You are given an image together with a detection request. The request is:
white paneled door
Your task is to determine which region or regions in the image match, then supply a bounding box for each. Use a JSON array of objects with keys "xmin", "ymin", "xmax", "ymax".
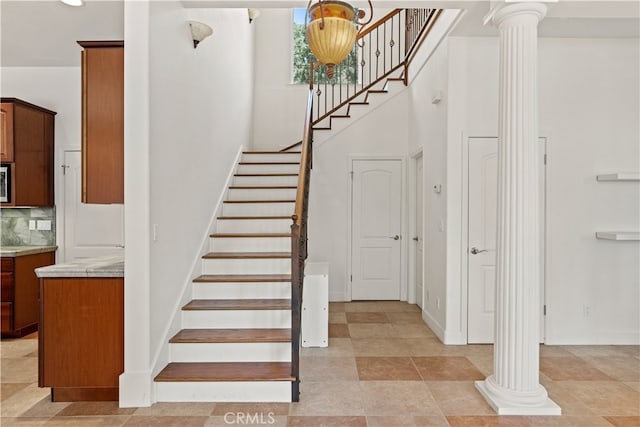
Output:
[
  {"xmin": 63, "ymin": 151, "xmax": 124, "ymax": 261},
  {"xmin": 351, "ymin": 159, "xmax": 402, "ymax": 300},
  {"xmin": 415, "ymin": 156, "xmax": 424, "ymax": 308},
  {"xmin": 467, "ymin": 138, "xmax": 546, "ymax": 343}
]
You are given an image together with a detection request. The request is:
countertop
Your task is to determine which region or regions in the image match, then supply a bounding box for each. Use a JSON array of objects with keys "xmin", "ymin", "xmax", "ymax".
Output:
[
  {"xmin": 0, "ymin": 245, "xmax": 57, "ymax": 257},
  {"xmin": 35, "ymin": 253, "xmax": 124, "ymax": 278}
]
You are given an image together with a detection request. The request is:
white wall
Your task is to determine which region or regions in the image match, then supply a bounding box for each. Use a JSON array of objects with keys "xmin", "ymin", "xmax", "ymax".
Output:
[
  {"xmin": 445, "ymin": 36, "xmax": 640, "ymax": 345},
  {"xmin": 309, "ymin": 90, "xmax": 409, "ymax": 301},
  {"xmin": 121, "ymin": 2, "xmax": 256, "ymax": 405},
  {"xmin": 1, "ymin": 67, "xmax": 81, "ymax": 262},
  {"xmin": 406, "ymin": 39, "xmax": 450, "ymax": 340}
]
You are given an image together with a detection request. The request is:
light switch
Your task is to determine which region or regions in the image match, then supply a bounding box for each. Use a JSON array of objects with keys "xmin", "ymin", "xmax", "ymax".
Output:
[
  {"xmin": 29, "ymin": 220, "xmax": 36, "ymax": 230},
  {"xmin": 36, "ymin": 220, "xmax": 52, "ymax": 231}
]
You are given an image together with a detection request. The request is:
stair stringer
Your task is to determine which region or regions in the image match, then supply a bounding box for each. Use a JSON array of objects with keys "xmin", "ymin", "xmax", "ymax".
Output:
[
  {"xmin": 312, "ymin": 79, "xmax": 409, "ymax": 147},
  {"xmin": 148, "ymin": 145, "xmax": 245, "ymax": 404}
]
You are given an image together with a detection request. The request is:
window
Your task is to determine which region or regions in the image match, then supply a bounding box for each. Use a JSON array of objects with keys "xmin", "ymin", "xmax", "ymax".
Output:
[{"xmin": 291, "ymin": 8, "xmax": 358, "ymax": 85}]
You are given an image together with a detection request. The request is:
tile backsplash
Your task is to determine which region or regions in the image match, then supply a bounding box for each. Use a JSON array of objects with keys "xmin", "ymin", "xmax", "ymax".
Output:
[{"xmin": 1, "ymin": 208, "xmax": 56, "ymax": 246}]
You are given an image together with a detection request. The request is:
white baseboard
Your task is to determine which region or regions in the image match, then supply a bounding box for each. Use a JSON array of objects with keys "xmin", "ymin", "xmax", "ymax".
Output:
[{"xmin": 119, "ymin": 371, "xmax": 153, "ymax": 407}]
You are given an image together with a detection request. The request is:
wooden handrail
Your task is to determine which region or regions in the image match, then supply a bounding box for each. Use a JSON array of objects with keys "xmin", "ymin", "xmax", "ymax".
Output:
[
  {"xmin": 357, "ymin": 9, "xmax": 402, "ymax": 39},
  {"xmin": 294, "ymin": 89, "xmax": 314, "ymax": 226}
]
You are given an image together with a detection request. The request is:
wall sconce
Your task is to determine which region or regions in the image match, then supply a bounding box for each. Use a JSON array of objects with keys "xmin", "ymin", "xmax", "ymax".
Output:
[
  {"xmin": 188, "ymin": 21, "xmax": 213, "ymax": 48},
  {"xmin": 61, "ymin": 0, "xmax": 83, "ymax": 6},
  {"xmin": 248, "ymin": 9, "xmax": 261, "ymax": 23}
]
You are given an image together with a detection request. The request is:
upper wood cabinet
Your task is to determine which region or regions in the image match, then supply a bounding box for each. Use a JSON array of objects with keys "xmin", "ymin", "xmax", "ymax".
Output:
[
  {"xmin": 79, "ymin": 41, "xmax": 124, "ymax": 204},
  {"xmin": 0, "ymin": 98, "xmax": 56, "ymax": 207},
  {"xmin": 1, "ymin": 103, "xmax": 15, "ymax": 162}
]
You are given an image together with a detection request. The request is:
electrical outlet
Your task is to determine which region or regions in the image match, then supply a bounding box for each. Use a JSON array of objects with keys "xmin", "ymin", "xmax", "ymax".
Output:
[
  {"xmin": 36, "ymin": 220, "xmax": 51, "ymax": 231},
  {"xmin": 29, "ymin": 220, "xmax": 36, "ymax": 230}
]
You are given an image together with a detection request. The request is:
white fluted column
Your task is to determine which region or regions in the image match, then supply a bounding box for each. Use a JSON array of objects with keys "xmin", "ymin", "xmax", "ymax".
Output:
[{"xmin": 475, "ymin": 2, "xmax": 561, "ymax": 416}]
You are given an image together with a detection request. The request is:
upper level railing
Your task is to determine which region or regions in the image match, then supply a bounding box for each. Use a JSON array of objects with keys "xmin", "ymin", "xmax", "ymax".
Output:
[
  {"xmin": 311, "ymin": 8, "xmax": 439, "ymax": 125},
  {"xmin": 288, "ymin": 7, "xmax": 440, "ymax": 402}
]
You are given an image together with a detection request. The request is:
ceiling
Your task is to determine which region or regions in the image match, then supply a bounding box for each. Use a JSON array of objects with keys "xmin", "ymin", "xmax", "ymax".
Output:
[{"xmin": 1, "ymin": 0, "xmax": 638, "ymax": 67}]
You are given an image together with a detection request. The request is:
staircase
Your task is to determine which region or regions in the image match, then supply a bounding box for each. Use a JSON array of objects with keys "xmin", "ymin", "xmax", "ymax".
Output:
[{"xmin": 154, "ymin": 150, "xmax": 301, "ymax": 402}]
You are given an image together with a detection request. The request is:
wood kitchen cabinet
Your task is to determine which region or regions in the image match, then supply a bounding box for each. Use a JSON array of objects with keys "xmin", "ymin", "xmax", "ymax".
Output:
[
  {"xmin": 0, "ymin": 98, "xmax": 56, "ymax": 207},
  {"xmin": 78, "ymin": 41, "xmax": 124, "ymax": 204},
  {"xmin": 39, "ymin": 277, "xmax": 124, "ymax": 401},
  {"xmin": 1, "ymin": 251, "xmax": 55, "ymax": 337}
]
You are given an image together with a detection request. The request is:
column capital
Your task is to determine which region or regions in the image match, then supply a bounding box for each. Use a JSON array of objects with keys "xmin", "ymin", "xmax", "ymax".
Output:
[{"xmin": 484, "ymin": 2, "xmax": 550, "ymax": 28}]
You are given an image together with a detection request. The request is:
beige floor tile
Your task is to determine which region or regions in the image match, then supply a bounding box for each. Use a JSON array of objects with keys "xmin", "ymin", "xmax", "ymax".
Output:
[
  {"xmin": 328, "ymin": 302, "xmax": 345, "ymax": 313},
  {"xmin": 57, "ymin": 402, "xmax": 136, "ymax": 417},
  {"xmin": 0, "ymin": 339, "xmax": 40, "ymax": 359},
  {"xmin": 558, "ymin": 381, "xmax": 640, "ymax": 416},
  {"xmin": 1, "ymin": 383, "xmax": 30, "ymax": 401},
  {"xmin": 413, "ymin": 357, "xmax": 485, "ymax": 381},
  {"xmin": 542, "ymin": 380, "xmax": 598, "ymax": 416},
  {"xmin": 344, "ymin": 302, "xmax": 419, "ymax": 313},
  {"xmin": 603, "ymin": 416, "xmax": 640, "ymax": 427},
  {"xmin": 584, "ymin": 356, "xmax": 640, "ymax": 382},
  {"xmin": 356, "ymin": 357, "xmax": 421, "ymax": 381},
  {"xmin": 206, "ymin": 415, "xmax": 288, "ymax": 426},
  {"xmin": 624, "ymin": 382, "xmax": 640, "ymax": 392},
  {"xmin": 328, "ymin": 324, "xmax": 350, "ymax": 338},
  {"xmin": 300, "ymin": 356, "xmax": 359, "ymax": 381},
  {"xmin": 0, "ymin": 417, "xmax": 50, "ymax": 426},
  {"xmin": 540, "ymin": 346, "xmax": 575, "ymax": 358},
  {"xmin": 348, "ymin": 324, "xmax": 396, "ymax": 338},
  {"xmin": 328, "ymin": 312, "xmax": 346, "ymax": 324},
  {"xmin": 123, "ymin": 416, "xmax": 208, "ymax": 426},
  {"xmin": 211, "ymin": 402, "xmax": 289, "ymax": 416},
  {"xmin": 352, "ymin": 338, "xmax": 422, "ymax": 357},
  {"xmin": 385, "ymin": 312, "xmax": 425, "ymax": 324},
  {"xmin": 522, "ymin": 415, "xmax": 613, "ymax": 426},
  {"xmin": 390, "ymin": 324, "xmax": 434, "ymax": 338},
  {"xmin": 289, "ymin": 382, "xmax": 365, "ymax": 416},
  {"xmin": 287, "ymin": 416, "xmax": 367, "ymax": 426},
  {"xmin": 564, "ymin": 346, "xmax": 638, "ymax": 358},
  {"xmin": 366, "ymin": 415, "xmax": 450, "ymax": 426},
  {"xmin": 466, "ymin": 355, "xmax": 494, "ymax": 377},
  {"xmin": 300, "ymin": 338, "xmax": 354, "ymax": 357},
  {"xmin": 132, "ymin": 402, "xmax": 215, "ymax": 416},
  {"xmin": 345, "ymin": 312, "xmax": 389, "ymax": 323},
  {"xmin": 1, "ymin": 357, "xmax": 39, "ymax": 383},
  {"xmin": 540, "ymin": 356, "xmax": 613, "ymax": 381},
  {"xmin": 1, "ymin": 384, "xmax": 51, "ymax": 418},
  {"xmin": 359, "ymin": 381, "xmax": 442, "ymax": 416},
  {"xmin": 446, "ymin": 415, "xmax": 531, "ymax": 426},
  {"xmin": 427, "ymin": 381, "xmax": 495, "ymax": 416},
  {"xmin": 44, "ymin": 416, "xmax": 132, "ymax": 426},
  {"xmin": 19, "ymin": 397, "xmax": 69, "ymax": 418}
]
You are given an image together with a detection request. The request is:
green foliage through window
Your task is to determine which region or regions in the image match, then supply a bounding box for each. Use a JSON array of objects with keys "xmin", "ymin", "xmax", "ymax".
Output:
[{"xmin": 292, "ymin": 9, "xmax": 358, "ymax": 85}]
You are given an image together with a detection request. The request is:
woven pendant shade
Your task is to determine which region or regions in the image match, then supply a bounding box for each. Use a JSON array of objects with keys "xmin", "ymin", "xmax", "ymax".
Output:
[{"xmin": 306, "ymin": 16, "xmax": 357, "ymax": 78}]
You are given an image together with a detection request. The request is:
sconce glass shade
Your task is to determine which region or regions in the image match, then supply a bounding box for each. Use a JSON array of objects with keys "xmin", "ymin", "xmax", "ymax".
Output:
[
  {"xmin": 306, "ymin": 1, "xmax": 358, "ymax": 78},
  {"xmin": 61, "ymin": 0, "xmax": 83, "ymax": 6},
  {"xmin": 248, "ymin": 8, "xmax": 261, "ymax": 23},
  {"xmin": 188, "ymin": 21, "xmax": 213, "ymax": 48}
]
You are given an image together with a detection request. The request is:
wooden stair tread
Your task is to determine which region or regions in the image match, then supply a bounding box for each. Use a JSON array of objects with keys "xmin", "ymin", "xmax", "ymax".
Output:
[
  {"xmin": 349, "ymin": 102, "xmax": 369, "ymax": 105},
  {"xmin": 154, "ymin": 362, "xmax": 294, "ymax": 382},
  {"xmin": 183, "ymin": 299, "xmax": 291, "ymax": 310},
  {"xmin": 223, "ymin": 200, "xmax": 295, "ymax": 204},
  {"xmin": 170, "ymin": 328, "xmax": 291, "ymax": 343},
  {"xmin": 203, "ymin": 252, "xmax": 291, "ymax": 259},
  {"xmin": 228, "ymin": 186, "xmax": 297, "ymax": 190},
  {"xmin": 368, "ymin": 89, "xmax": 389, "ymax": 93},
  {"xmin": 217, "ymin": 216, "xmax": 291, "ymax": 220},
  {"xmin": 331, "ymin": 115, "xmax": 350, "ymax": 118},
  {"xmin": 210, "ymin": 233, "xmax": 291, "ymax": 238},
  {"xmin": 193, "ymin": 274, "xmax": 291, "ymax": 283}
]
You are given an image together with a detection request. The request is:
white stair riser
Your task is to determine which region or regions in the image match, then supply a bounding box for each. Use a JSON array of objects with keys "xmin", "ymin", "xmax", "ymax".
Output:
[
  {"xmin": 222, "ymin": 202, "xmax": 294, "ymax": 217},
  {"xmin": 241, "ymin": 153, "xmax": 301, "ymax": 163},
  {"xmin": 227, "ymin": 188, "xmax": 297, "ymax": 201},
  {"xmin": 233, "ymin": 175, "xmax": 299, "ymax": 187},
  {"xmin": 156, "ymin": 381, "xmax": 291, "ymax": 402},
  {"xmin": 182, "ymin": 310, "xmax": 291, "ymax": 329},
  {"xmin": 193, "ymin": 282, "xmax": 291, "ymax": 300},
  {"xmin": 169, "ymin": 343, "xmax": 291, "ymax": 362},
  {"xmin": 237, "ymin": 164, "xmax": 300, "ymax": 174},
  {"xmin": 216, "ymin": 219, "xmax": 292, "ymax": 234},
  {"xmin": 210, "ymin": 237, "xmax": 290, "ymax": 252},
  {"xmin": 202, "ymin": 258, "xmax": 290, "ymax": 275}
]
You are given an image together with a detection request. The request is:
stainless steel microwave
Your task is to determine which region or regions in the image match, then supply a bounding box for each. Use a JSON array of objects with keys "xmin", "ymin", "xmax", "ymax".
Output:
[{"xmin": 0, "ymin": 164, "xmax": 10, "ymax": 203}]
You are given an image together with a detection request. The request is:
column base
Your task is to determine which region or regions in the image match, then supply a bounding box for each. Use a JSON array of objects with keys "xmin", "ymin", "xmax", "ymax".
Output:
[{"xmin": 475, "ymin": 377, "xmax": 561, "ymax": 416}]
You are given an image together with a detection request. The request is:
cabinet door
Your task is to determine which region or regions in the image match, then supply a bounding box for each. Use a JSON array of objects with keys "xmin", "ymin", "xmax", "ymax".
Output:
[
  {"xmin": 13, "ymin": 105, "xmax": 49, "ymax": 207},
  {"xmin": 0, "ymin": 103, "xmax": 14, "ymax": 162},
  {"xmin": 82, "ymin": 45, "xmax": 124, "ymax": 204}
]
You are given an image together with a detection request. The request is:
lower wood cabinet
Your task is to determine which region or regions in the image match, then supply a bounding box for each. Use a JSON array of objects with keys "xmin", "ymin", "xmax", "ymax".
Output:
[
  {"xmin": 0, "ymin": 252, "xmax": 55, "ymax": 337},
  {"xmin": 39, "ymin": 277, "xmax": 123, "ymax": 401}
]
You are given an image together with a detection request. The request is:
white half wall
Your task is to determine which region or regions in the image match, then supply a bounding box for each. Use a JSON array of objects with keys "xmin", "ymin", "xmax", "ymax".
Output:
[{"xmin": 445, "ymin": 36, "xmax": 640, "ymax": 345}]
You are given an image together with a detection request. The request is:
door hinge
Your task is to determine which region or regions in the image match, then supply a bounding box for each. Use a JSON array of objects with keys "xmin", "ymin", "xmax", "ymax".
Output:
[
  {"xmin": 350, "ymin": 275, "xmax": 352, "ymax": 282},
  {"xmin": 543, "ymin": 154, "xmax": 547, "ymax": 165},
  {"xmin": 61, "ymin": 164, "xmax": 70, "ymax": 175},
  {"xmin": 350, "ymin": 171, "xmax": 354, "ymax": 179},
  {"xmin": 543, "ymin": 305, "xmax": 547, "ymax": 316}
]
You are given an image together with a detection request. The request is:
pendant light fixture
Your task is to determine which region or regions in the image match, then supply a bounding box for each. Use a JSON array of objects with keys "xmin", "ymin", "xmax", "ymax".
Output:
[{"xmin": 305, "ymin": 0, "xmax": 373, "ymax": 79}]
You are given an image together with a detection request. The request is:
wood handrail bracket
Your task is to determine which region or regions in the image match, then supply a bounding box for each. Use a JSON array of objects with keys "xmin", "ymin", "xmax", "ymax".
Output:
[{"xmin": 288, "ymin": 8, "xmax": 440, "ymax": 401}]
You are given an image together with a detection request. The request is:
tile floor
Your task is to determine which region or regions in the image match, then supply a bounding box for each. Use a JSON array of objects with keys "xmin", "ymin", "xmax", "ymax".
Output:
[{"xmin": 1, "ymin": 301, "xmax": 639, "ymax": 426}]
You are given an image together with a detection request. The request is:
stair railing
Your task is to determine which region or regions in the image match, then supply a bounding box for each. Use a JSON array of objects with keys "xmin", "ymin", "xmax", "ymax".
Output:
[
  {"xmin": 290, "ymin": 78, "xmax": 314, "ymax": 402},
  {"xmin": 311, "ymin": 8, "xmax": 439, "ymax": 125}
]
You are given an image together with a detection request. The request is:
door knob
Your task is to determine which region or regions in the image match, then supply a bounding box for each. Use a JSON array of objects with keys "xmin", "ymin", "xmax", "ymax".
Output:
[
  {"xmin": 391, "ymin": 235, "xmax": 400, "ymax": 240},
  {"xmin": 470, "ymin": 247, "xmax": 488, "ymax": 254},
  {"xmin": 412, "ymin": 236, "xmax": 419, "ymax": 241}
]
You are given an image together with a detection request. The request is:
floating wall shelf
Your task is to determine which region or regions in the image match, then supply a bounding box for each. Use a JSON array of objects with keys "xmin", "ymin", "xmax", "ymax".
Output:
[
  {"xmin": 595, "ymin": 232, "xmax": 640, "ymax": 241},
  {"xmin": 596, "ymin": 173, "xmax": 640, "ymax": 182}
]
